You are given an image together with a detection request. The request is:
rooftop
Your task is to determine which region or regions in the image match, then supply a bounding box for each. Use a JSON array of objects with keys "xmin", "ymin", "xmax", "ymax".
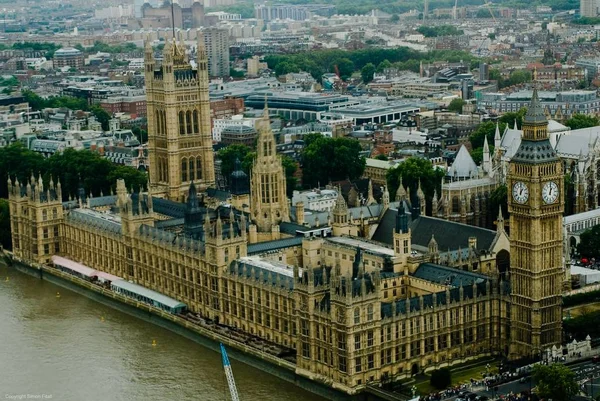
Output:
[{"xmin": 326, "ymin": 236, "xmax": 395, "ymax": 257}]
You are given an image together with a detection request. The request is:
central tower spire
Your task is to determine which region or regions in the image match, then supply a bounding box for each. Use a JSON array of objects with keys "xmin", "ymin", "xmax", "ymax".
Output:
[{"xmin": 250, "ymin": 99, "xmax": 290, "ymax": 232}]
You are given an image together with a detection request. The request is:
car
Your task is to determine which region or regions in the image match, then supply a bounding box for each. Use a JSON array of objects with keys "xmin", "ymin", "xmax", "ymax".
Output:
[
  {"xmin": 476, "ymin": 396, "xmax": 489, "ymax": 401},
  {"xmin": 593, "ymin": 355, "xmax": 600, "ymax": 364}
]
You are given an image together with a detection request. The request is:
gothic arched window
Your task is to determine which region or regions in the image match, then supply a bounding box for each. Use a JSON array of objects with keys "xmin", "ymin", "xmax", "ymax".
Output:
[
  {"xmin": 181, "ymin": 157, "xmax": 188, "ymax": 182},
  {"xmin": 193, "ymin": 110, "xmax": 199, "ymax": 133},
  {"xmin": 189, "ymin": 158, "xmax": 195, "ymax": 181},
  {"xmin": 179, "ymin": 111, "xmax": 185, "ymax": 136},
  {"xmin": 354, "ymin": 308, "xmax": 360, "ymax": 324},
  {"xmin": 155, "ymin": 110, "xmax": 161, "ymax": 135},
  {"xmin": 196, "ymin": 157, "xmax": 202, "ymax": 180},
  {"xmin": 186, "ymin": 110, "xmax": 192, "ymax": 134}
]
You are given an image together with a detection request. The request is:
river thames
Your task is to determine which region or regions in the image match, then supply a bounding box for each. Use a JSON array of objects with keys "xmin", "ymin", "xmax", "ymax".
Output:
[{"xmin": 0, "ymin": 264, "xmax": 324, "ymax": 401}]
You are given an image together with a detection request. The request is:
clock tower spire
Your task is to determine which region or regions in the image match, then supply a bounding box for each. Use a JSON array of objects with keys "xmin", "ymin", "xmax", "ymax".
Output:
[{"xmin": 507, "ymin": 88, "xmax": 564, "ymax": 360}]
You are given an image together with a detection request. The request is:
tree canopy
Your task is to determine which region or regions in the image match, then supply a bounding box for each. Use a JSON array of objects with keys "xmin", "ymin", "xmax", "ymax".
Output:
[
  {"xmin": 301, "ymin": 135, "xmax": 366, "ymax": 188},
  {"xmin": 22, "ymin": 90, "xmax": 89, "ymax": 112},
  {"xmin": 386, "ymin": 157, "xmax": 445, "ymax": 214},
  {"xmin": 490, "ymin": 69, "xmax": 533, "ymax": 89},
  {"xmin": 217, "ymin": 144, "xmax": 256, "ymax": 179},
  {"xmin": 416, "ymin": 25, "xmax": 464, "ymax": 37},
  {"xmin": 0, "ymin": 199, "xmax": 10, "ymax": 250},
  {"xmin": 564, "ymin": 114, "xmax": 599, "ymax": 130},
  {"xmin": 218, "ymin": 144, "xmax": 298, "ymax": 197},
  {"xmin": 361, "ymin": 62, "xmax": 376, "ymax": 84},
  {"xmin": 578, "ymin": 224, "xmax": 600, "ymax": 259},
  {"xmin": 532, "ymin": 364, "xmax": 579, "ymax": 401},
  {"xmin": 0, "ymin": 144, "xmax": 147, "ymax": 201},
  {"xmin": 264, "ymin": 47, "xmax": 476, "ymax": 80},
  {"xmin": 447, "ymin": 98, "xmax": 466, "ymax": 113}
]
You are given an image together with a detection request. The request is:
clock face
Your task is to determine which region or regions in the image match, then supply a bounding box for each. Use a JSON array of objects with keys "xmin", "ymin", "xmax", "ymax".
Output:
[
  {"xmin": 542, "ymin": 181, "xmax": 559, "ymax": 204},
  {"xmin": 512, "ymin": 181, "xmax": 529, "ymax": 204}
]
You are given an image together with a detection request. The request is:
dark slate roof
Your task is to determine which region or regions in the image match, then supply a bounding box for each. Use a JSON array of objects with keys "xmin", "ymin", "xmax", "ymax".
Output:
[
  {"xmin": 372, "ymin": 213, "xmax": 497, "ymax": 252},
  {"xmin": 152, "ymin": 197, "xmax": 186, "ymax": 218},
  {"xmin": 247, "ymin": 236, "xmax": 304, "ymax": 255},
  {"xmin": 381, "ymin": 281, "xmax": 489, "ymax": 318},
  {"xmin": 511, "ymin": 139, "xmax": 558, "ymax": 164},
  {"xmin": 410, "ymin": 216, "xmax": 496, "ymax": 251},
  {"xmin": 88, "ymin": 195, "xmax": 117, "ymax": 208},
  {"xmin": 280, "ymin": 221, "xmax": 317, "ymax": 235},
  {"xmin": 230, "ymin": 258, "xmax": 294, "ymax": 290},
  {"xmin": 523, "ymin": 88, "xmax": 547, "ymax": 124},
  {"xmin": 413, "ymin": 263, "xmax": 488, "ymax": 286},
  {"xmin": 155, "ymin": 218, "xmax": 184, "ymax": 228},
  {"xmin": 206, "ymin": 188, "xmax": 231, "ymax": 202},
  {"xmin": 371, "ymin": 208, "xmax": 397, "ymax": 245}
]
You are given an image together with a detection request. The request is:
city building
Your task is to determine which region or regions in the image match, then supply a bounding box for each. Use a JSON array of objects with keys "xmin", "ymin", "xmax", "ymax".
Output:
[
  {"xmin": 477, "ymin": 90, "xmax": 600, "ymax": 119},
  {"xmin": 202, "ymin": 27, "xmax": 230, "ymax": 78},
  {"xmin": 141, "ymin": 2, "xmax": 204, "ymax": 29},
  {"xmin": 144, "ymin": 35, "xmax": 215, "ymax": 201},
  {"xmin": 53, "ymin": 48, "xmax": 84, "ymax": 70},
  {"xmin": 580, "ymin": 0, "xmax": 598, "ymax": 18},
  {"xmin": 254, "ymin": 3, "xmax": 335, "ymax": 21},
  {"xmin": 7, "ymin": 43, "xmax": 568, "ymax": 399},
  {"xmin": 221, "ymin": 125, "xmax": 257, "ymax": 147},
  {"xmin": 291, "ymin": 188, "xmax": 338, "ymax": 212}
]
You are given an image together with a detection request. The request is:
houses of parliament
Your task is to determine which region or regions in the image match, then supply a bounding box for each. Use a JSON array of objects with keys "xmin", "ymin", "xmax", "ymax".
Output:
[{"xmin": 7, "ymin": 34, "xmax": 566, "ymax": 395}]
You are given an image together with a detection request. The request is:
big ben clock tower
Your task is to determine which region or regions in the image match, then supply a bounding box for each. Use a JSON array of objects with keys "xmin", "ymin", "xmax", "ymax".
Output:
[{"xmin": 508, "ymin": 88, "xmax": 564, "ymax": 360}]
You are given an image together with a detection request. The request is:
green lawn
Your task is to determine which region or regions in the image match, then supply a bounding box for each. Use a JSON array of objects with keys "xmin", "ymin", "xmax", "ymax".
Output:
[{"xmin": 414, "ymin": 361, "xmax": 499, "ymax": 396}]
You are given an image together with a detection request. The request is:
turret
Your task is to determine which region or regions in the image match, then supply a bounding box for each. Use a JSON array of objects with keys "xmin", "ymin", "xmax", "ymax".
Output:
[
  {"xmin": 483, "ymin": 135, "xmax": 492, "ymax": 174},
  {"xmin": 366, "ymin": 178, "xmax": 376, "ymax": 206},
  {"xmin": 382, "ymin": 185, "xmax": 390, "ymax": 210},
  {"xmin": 395, "ymin": 176, "xmax": 407, "ymax": 202}
]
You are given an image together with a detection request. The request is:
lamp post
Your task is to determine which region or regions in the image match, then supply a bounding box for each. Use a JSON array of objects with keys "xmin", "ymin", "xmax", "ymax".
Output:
[{"xmin": 411, "ymin": 385, "xmax": 418, "ymax": 398}]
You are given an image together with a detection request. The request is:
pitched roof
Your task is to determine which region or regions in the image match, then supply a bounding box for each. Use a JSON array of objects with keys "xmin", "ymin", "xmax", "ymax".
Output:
[
  {"xmin": 413, "ymin": 263, "xmax": 488, "ymax": 286},
  {"xmin": 409, "ymin": 216, "xmax": 496, "ymax": 251},
  {"xmin": 447, "ymin": 145, "xmax": 478, "ymax": 178},
  {"xmin": 370, "ymin": 208, "xmax": 397, "ymax": 244},
  {"xmin": 247, "ymin": 236, "xmax": 304, "ymax": 255},
  {"xmin": 372, "ymin": 210, "xmax": 497, "ymax": 252},
  {"xmin": 523, "ymin": 88, "xmax": 547, "ymax": 124}
]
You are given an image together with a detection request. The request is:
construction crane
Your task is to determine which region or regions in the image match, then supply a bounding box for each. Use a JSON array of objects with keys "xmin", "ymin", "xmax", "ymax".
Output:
[{"xmin": 220, "ymin": 343, "xmax": 240, "ymax": 401}]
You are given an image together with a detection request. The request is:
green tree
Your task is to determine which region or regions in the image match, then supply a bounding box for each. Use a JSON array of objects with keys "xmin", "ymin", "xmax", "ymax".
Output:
[
  {"xmin": 91, "ymin": 106, "xmax": 111, "ymax": 131},
  {"xmin": 281, "ymin": 156, "xmax": 299, "ymax": 197},
  {"xmin": 532, "ymin": 364, "xmax": 579, "ymax": 401},
  {"xmin": 302, "ymin": 137, "xmax": 366, "ymax": 188},
  {"xmin": 217, "ymin": 144, "xmax": 253, "ymax": 179},
  {"xmin": 385, "ymin": 157, "xmax": 445, "ymax": 214},
  {"xmin": 499, "ymin": 108, "xmax": 527, "ymax": 129},
  {"xmin": 334, "ymin": 58, "xmax": 355, "ymax": 80},
  {"xmin": 448, "ymin": 98, "xmax": 466, "ymax": 113},
  {"xmin": 0, "ymin": 143, "xmax": 46, "ymax": 199},
  {"xmin": 564, "ymin": 114, "xmax": 600, "ymax": 130},
  {"xmin": 469, "ymin": 121, "xmax": 499, "ymax": 149},
  {"xmin": 390, "ymin": 14, "xmax": 400, "ymax": 23},
  {"xmin": 430, "ymin": 368, "xmax": 452, "ymax": 390},
  {"xmin": 489, "ymin": 184, "xmax": 508, "ymax": 219},
  {"xmin": 508, "ymin": 69, "xmax": 532, "ymax": 87},
  {"xmin": 578, "ymin": 225, "xmax": 600, "ymax": 259},
  {"xmin": 376, "ymin": 59, "xmax": 392, "ymax": 73},
  {"xmin": 274, "ymin": 61, "xmax": 299, "ymax": 77},
  {"xmin": 0, "ymin": 199, "xmax": 11, "ymax": 250},
  {"xmin": 471, "ymin": 145, "xmax": 494, "ymax": 165},
  {"xmin": 361, "ymin": 62, "xmax": 376, "ymax": 84},
  {"xmin": 131, "ymin": 126, "xmax": 148, "ymax": 143},
  {"xmin": 107, "ymin": 165, "xmax": 148, "ymax": 193},
  {"xmin": 375, "ymin": 154, "xmax": 388, "ymax": 161},
  {"xmin": 416, "ymin": 25, "xmax": 464, "ymax": 37}
]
